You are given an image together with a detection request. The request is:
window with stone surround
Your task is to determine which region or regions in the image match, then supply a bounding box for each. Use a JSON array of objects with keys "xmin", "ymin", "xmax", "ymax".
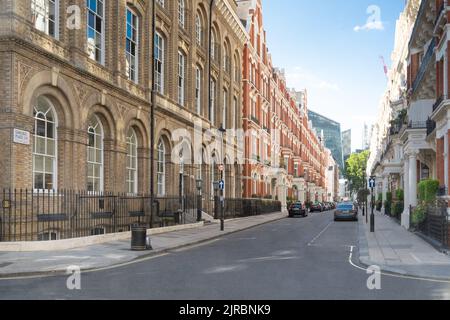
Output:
[
  {"xmin": 126, "ymin": 7, "xmax": 139, "ymax": 83},
  {"xmin": 154, "ymin": 32, "xmax": 165, "ymax": 94},
  {"xmin": 31, "ymin": 0, "xmax": 58, "ymax": 39},
  {"xmin": 87, "ymin": 0, "xmax": 105, "ymax": 64},
  {"xmin": 178, "ymin": 51, "xmax": 186, "ymax": 106},
  {"xmin": 157, "ymin": 139, "xmax": 166, "ymax": 196},
  {"xmin": 33, "ymin": 97, "xmax": 57, "ymax": 191},
  {"xmin": 87, "ymin": 116, "xmax": 104, "ymax": 192},
  {"xmin": 126, "ymin": 128, "xmax": 138, "ymax": 194}
]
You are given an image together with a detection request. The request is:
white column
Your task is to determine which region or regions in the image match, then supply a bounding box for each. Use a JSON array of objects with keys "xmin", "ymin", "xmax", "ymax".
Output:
[
  {"xmin": 402, "ymin": 159, "xmax": 410, "ymax": 228},
  {"xmin": 382, "ymin": 175, "xmax": 388, "ymax": 208},
  {"xmin": 409, "ymin": 151, "xmax": 418, "ymax": 208}
]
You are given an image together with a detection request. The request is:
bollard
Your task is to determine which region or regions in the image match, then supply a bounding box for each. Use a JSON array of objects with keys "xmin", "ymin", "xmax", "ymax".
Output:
[{"xmin": 370, "ymin": 213, "xmax": 375, "ymax": 233}]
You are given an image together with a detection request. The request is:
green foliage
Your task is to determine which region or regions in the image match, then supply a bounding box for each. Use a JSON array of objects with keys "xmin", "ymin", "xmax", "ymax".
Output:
[
  {"xmin": 386, "ymin": 192, "xmax": 393, "ymax": 203},
  {"xmin": 418, "ymin": 180, "xmax": 440, "ymax": 203},
  {"xmin": 411, "ymin": 204, "xmax": 426, "ymax": 226},
  {"xmin": 377, "ymin": 193, "xmax": 383, "ymax": 202},
  {"xmin": 344, "ymin": 150, "xmax": 370, "ymax": 195},
  {"xmin": 396, "ymin": 189, "xmax": 404, "ymax": 201},
  {"xmin": 393, "ymin": 201, "xmax": 404, "ymax": 217},
  {"xmin": 376, "ymin": 200, "xmax": 382, "ymax": 211},
  {"xmin": 357, "ymin": 189, "xmax": 370, "ymax": 204}
]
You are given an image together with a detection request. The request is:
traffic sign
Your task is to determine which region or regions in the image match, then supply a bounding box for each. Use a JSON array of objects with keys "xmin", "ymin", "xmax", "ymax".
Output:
[{"xmin": 219, "ymin": 180, "xmax": 225, "ymax": 190}]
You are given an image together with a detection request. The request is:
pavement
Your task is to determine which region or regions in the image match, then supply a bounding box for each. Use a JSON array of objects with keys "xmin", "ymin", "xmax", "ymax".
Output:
[
  {"xmin": 358, "ymin": 209, "xmax": 450, "ymax": 280},
  {"xmin": 0, "ymin": 212, "xmax": 286, "ymax": 278},
  {"xmin": 2, "ymin": 210, "xmax": 449, "ymax": 300}
]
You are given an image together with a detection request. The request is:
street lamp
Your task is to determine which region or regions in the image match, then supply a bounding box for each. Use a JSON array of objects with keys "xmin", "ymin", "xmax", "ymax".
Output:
[
  {"xmin": 196, "ymin": 179, "xmax": 202, "ymax": 222},
  {"xmin": 219, "ymin": 124, "xmax": 226, "ymax": 231}
]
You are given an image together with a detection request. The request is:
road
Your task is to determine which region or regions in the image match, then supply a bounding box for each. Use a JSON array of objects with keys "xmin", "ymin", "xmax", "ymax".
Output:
[{"xmin": 1, "ymin": 210, "xmax": 450, "ymax": 300}]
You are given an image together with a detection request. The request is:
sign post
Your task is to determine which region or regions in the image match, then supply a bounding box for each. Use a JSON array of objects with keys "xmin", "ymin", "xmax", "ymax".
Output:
[{"xmin": 369, "ymin": 177, "xmax": 376, "ymax": 233}]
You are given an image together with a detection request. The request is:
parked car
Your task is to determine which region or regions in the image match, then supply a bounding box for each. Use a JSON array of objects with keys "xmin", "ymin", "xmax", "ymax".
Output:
[
  {"xmin": 288, "ymin": 202, "xmax": 308, "ymax": 218},
  {"xmin": 310, "ymin": 202, "xmax": 323, "ymax": 212},
  {"xmin": 334, "ymin": 202, "xmax": 358, "ymax": 221}
]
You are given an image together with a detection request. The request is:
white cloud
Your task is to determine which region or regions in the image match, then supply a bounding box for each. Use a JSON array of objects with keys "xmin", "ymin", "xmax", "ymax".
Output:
[
  {"xmin": 285, "ymin": 67, "xmax": 341, "ymax": 93},
  {"xmin": 354, "ymin": 21, "xmax": 384, "ymax": 32}
]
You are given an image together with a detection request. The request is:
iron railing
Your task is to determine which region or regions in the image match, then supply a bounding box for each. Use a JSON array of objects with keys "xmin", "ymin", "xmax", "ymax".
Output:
[
  {"xmin": 412, "ymin": 37, "xmax": 436, "ymax": 94},
  {"xmin": 427, "ymin": 118, "xmax": 437, "ymax": 136},
  {"xmin": 433, "ymin": 95, "xmax": 447, "ymax": 113},
  {"xmin": 412, "ymin": 200, "xmax": 449, "ymax": 250},
  {"xmin": 0, "ymin": 189, "xmax": 198, "ymax": 242},
  {"xmin": 0, "ymin": 189, "xmax": 282, "ymax": 242}
]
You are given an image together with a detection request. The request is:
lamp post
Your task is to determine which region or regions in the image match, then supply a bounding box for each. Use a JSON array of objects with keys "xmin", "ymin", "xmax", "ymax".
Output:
[
  {"xmin": 219, "ymin": 124, "xmax": 226, "ymax": 231},
  {"xmin": 196, "ymin": 179, "xmax": 202, "ymax": 222},
  {"xmin": 149, "ymin": 0, "xmax": 156, "ymax": 230}
]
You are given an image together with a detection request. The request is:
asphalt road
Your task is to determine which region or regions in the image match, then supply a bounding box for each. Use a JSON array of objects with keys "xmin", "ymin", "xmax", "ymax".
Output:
[{"xmin": 1, "ymin": 210, "xmax": 450, "ymax": 300}]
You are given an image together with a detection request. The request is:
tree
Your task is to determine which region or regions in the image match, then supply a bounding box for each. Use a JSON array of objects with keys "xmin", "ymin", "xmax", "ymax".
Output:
[{"xmin": 345, "ymin": 150, "xmax": 370, "ymax": 195}]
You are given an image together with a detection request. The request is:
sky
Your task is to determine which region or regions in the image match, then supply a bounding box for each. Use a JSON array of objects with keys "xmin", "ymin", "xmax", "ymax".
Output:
[{"xmin": 262, "ymin": 0, "xmax": 406, "ymax": 152}]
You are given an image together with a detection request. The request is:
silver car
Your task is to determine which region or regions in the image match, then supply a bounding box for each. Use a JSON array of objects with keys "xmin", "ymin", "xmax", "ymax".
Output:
[{"xmin": 334, "ymin": 203, "xmax": 358, "ymax": 221}]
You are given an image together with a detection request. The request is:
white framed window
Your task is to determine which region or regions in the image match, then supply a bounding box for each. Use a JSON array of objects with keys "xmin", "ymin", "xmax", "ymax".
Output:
[
  {"xmin": 210, "ymin": 79, "xmax": 216, "ymax": 125},
  {"xmin": 33, "ymin": 97, "xmax": 57, "ymax": 191},
  {"xmin": 87, "ymin": 116, "xmax": 104, "ymax": 192},
  {"xmin": 178, "ymin": 0, "xmax": 185, "ymax": 29},
  {"xmin": 154, "ymin": 32, "xmax": 164, "ymax": 94},
  {"xmin": 87, "ymin": 0, "xmax": 105, "ymax": 64},
  {"xmin": 223, "ymin": 88, "xmax": 228, "ymax": 128},
  {"xmin": 233, "ymin": 97, "xmax": 238, "ymax": 129},
  {"xmin": 126, "ymin": 128, "xmax": 138, "ymax": 194},
  {"xmin": 196, "ymin": 67, "xmax": 202, "ymax": 115},
  {"xmin": 157, "ymin": 139, "xmax": 166, "ymax": 196},
  {"xmin": 126, "ymin": 7, "xmax": 139, "ymax": 83},
  {"xmin": 38, "ymin": 230, "xmax": 59, "ymax": 241},
  {"xmin": 178, "ymin": 51, "xmax": 185, "ymax": 106},
  {"xmin": 211, "ymin": 32, "xmax": 216, "ymax": 58},
  {"xmin": 195, "ymin": 14, "xmax": 202, "ymax": 46},
  {"xmin": 31, "ymin": 0, "xmax": 59, "ymax": 39}
]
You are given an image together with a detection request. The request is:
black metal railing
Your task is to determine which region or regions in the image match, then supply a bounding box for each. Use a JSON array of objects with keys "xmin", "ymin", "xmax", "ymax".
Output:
[
  {"xmin": 438, "ymin": 186, "xmax": 448, "ymax": 197},
  {"xmin": 0, "ymin": 189, "xmax": 197, "ymax": 242},
  {"xmin": 408, "ymin": 121, "xmax": 427, "ymax": 129},
  {"xmin": 412, "ymin": 37, "xmax": 436, "ymax": 93},
  {"xmin": 413, "ymin": 200, "xmax": 449, "ymax": 250},
  {"xmin": 427, "ymin": 118, "xmax": 437, "ymax": 136},
  {"xmin": 433, "ymin": 95, "xmax": 447, "ymax": 112}
]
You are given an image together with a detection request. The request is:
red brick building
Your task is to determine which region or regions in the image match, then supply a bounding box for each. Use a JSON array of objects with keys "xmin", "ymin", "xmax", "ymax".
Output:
[{"xmin": 237, "ymin": 0, "xmax": 327, "ymax": 208}]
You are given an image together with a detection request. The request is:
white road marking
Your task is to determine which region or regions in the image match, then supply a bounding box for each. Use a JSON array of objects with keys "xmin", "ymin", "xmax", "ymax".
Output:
[
  {"xmin": 307, "ymin": 222, "xmax": 333, "ymax": 246},
  {"xmin": 348, "ymin": 246, "xmax": 450, "ymax": 283},
  {"xmin": 0, "ymin": 253, "xmax": 169, "ymax": 281}
]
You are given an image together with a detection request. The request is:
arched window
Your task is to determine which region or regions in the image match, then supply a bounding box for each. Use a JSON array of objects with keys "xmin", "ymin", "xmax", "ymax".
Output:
[
  {"xmin": 87, "ymin": 116, "xmax": 104, "ymax": 192},
  {"xmin": 33, "ymin": 97, "xmax": 57, "ymax": 191},
  {"xmin": 211, "ymin": 32, "xmax": 216, "ymax": 59},
  {"xmin": 126, "ymin": 128, "xmax": 138, "ymax": 194},
  {"xmin": 178, "ymin": 0, "xmax": 185, "ymax": 29},
  {"xmin": 195, "ymin": 13, "xmax": 202, "ymax": 46},
  {"xmin": 157, "ymin": 139, "xmax": 166, "ymax": 196}
]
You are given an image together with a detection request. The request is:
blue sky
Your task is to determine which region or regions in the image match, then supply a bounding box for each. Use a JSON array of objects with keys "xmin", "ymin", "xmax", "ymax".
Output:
[{"xmin": 262, "ymin": 0, "xmax": 406, "ymax": 151}]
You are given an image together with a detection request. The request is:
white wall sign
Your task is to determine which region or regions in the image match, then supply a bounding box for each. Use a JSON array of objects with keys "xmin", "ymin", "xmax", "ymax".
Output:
[{"xmin": 13, "ymin": 129, "xmax": 30, "ymax": 145}]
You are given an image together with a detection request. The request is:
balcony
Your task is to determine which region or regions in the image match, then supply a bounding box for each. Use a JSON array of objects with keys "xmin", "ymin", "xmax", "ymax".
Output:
[
  {"xmin": 412, "ymin": 38, "xmax": 436, "ymax": 94},
  {"xmin": 426, "ymin": 117, "xmax": 437, "ymax": 136},
  {"xmin": 250, "ymin": 116, "xmax": 260, "ymax": 125},
  {"xmin": 408, "ymin": 120, "xmax": 427, "ymax": 129},
  {"xmin": 433, "ymin": 95, "xmax": 447, "ymax": 113}
]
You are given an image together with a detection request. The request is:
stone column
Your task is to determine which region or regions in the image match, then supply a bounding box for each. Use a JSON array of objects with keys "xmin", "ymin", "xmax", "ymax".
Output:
[
  {"xmin": 409, "ymin": 150, "xmax": 419, "ymax": 208},
  {"xmin": 401, "ymin": 159, "xmax": 410, "ymax": 228},
  {"xmin": 382, "ymin": 175, "xmax": 388, "ymax": 209}
]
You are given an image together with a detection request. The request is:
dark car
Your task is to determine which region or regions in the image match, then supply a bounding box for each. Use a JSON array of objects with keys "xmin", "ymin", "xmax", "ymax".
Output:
[
  {"xmin": 334, "ymin": 203, "xmax": 358, "ymax": 221},
  {"xmin": 310, "ymin": 202, "xmax": 323, "ymax": 212},
  {"xmin": 289, "ymin": 202, "xmax": 308, "ymax": 217}
]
